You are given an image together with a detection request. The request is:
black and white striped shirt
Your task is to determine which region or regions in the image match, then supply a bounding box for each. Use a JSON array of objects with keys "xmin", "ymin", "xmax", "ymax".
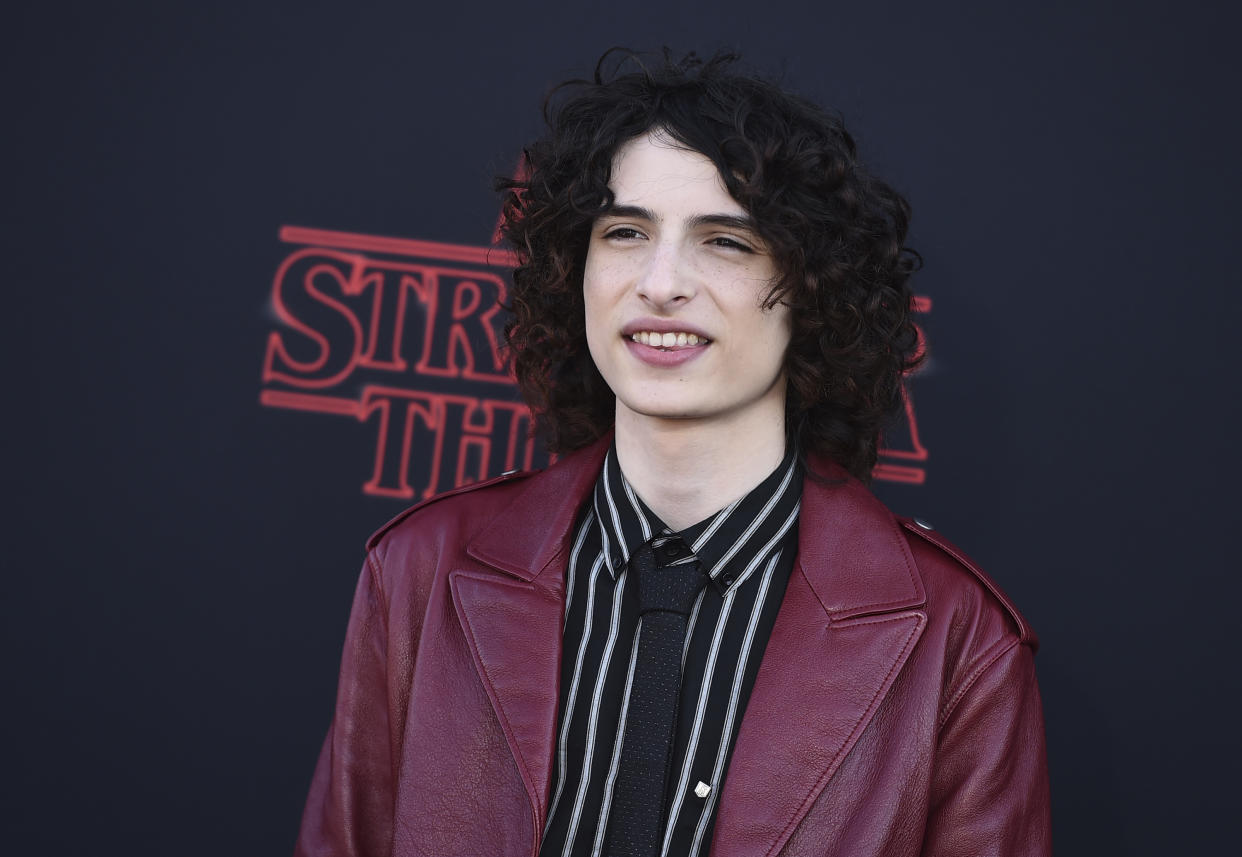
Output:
[{"xmin": 540, "ymin": 444, "xmax": 802, "ymax": 857}]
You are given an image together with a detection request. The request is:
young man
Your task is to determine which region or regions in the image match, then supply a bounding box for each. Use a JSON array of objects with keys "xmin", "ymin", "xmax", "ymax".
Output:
[{"xmin": 295, "ymin": 52, "xmax": 1051, "ymax": 857}]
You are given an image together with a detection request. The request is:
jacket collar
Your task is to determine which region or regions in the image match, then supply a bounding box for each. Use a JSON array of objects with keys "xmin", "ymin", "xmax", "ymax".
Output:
[
  {"xmin": 465, "ymin": 436, "xmax": 925, "ymax": 619},
  {"xmin": 465, "ymin": 437, "xmax": 610, "ymax": 581},
  {"xmin": 794, "ymin": 455, "xmax": 927, "ymax": 618}
]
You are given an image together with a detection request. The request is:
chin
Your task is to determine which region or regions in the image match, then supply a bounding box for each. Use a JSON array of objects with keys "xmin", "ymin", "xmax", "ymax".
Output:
[{"xmin": 620, "ymin": 399, "xmax": 713, "ymax": 422}]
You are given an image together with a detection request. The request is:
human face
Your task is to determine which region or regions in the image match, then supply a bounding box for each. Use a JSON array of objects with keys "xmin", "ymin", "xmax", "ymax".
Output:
[{"xmin": 583, "ymin": 131, "xmax": 792, "ymax": 433}]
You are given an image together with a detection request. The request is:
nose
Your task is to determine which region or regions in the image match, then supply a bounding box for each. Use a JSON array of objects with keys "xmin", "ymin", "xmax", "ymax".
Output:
[{"xmin": 635, "ymin": 242, "xmax": 695, "ymax": 308}]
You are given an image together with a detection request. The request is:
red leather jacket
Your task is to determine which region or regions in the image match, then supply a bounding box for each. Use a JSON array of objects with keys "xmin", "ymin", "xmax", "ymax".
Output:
[{"xmin": 295, "ymin": 438, "xmax": 1051, "ymax": 856}]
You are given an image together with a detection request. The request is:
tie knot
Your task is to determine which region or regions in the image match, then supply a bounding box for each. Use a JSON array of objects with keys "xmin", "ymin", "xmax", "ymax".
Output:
[{"xmin": 632, "ymin": 541, "xmax": 706, "ymax": 616}]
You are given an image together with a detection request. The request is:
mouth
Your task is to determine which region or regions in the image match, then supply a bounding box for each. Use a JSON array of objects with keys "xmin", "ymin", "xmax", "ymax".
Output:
[{"xmin": 627, "ymin": 330, "xmax": 711, "ymax": 349}]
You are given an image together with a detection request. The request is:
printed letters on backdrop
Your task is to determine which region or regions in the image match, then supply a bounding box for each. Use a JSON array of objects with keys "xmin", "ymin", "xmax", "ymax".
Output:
[{"xmin": 260, "ymin": 225, "xmax": 930, "ymax": 500}]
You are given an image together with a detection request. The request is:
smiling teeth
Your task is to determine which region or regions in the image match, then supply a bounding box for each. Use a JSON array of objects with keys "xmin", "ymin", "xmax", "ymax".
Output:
[{"xmin": 631, "ymin": 331, "xmax": 705, "ymax": 346}]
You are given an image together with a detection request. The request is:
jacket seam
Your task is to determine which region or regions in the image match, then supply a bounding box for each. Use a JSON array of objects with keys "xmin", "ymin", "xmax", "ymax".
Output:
[
  {"xmin": 901, "ymin": 521, "xmax": 1034, "ymax": 646},
  {"xmin": 361, "ymin": 546, "xmax": 397, "ymax": 853},
  {"xmin": 365, "ymin": 549, "xmax": 390, "ymax": 634},
  {"xmin": 937, "ymin": 635, "xmax": 1021, "ymax": 731},
  {"xmin": 366, "ymin": 471, "xmax": 532, "ymax": 551}
]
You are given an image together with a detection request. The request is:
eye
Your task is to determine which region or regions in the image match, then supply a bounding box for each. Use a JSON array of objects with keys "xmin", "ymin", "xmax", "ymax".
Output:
[
  {"xmin": 602, "ymin": 226, "xmax": 645, "ymax": 241},
  {"xmin": 709, "ymin": 235, "xmax": 754, "ymax": 253}
]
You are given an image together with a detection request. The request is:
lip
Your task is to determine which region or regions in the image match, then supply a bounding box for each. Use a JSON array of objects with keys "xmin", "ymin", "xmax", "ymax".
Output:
[{"xmin": 623, "ymin": 337, "xmax": 708, "ymax": 367}]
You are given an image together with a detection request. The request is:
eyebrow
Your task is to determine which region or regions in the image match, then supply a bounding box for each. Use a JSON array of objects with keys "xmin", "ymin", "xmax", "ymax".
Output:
[{"xmin": 598, "ymin": 204, "xmax": 759, "ymax": 234}]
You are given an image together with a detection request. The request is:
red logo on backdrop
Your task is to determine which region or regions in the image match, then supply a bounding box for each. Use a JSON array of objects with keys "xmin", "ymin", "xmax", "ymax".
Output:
[{"xmin": 259, "ymin": 225, "xmax": 930, "ymax": 500}]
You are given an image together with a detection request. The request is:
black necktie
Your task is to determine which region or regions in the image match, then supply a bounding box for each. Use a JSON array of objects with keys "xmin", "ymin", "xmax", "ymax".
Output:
[{"xmin": 606, "ymin": 540, "xmax": 707, "ymax": 857}]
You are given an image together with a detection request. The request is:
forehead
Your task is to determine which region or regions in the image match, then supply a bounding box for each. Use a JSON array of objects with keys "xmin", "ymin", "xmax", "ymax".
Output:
[{"xmin": 608, "ymin": 131, "xmax": 746, "ymax": 216}]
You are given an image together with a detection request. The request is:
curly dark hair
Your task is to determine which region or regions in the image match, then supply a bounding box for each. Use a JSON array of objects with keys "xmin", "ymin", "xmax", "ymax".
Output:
[{"xmin": 496, "ymin": 49, "xmax": 922, "ymax": 481}]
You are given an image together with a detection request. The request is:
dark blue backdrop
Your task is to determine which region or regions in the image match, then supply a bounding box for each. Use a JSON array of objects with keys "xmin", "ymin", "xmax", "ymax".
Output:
[{"xmin": 7, "ymin": 1, "xmax": 1239, "ymax": 854}]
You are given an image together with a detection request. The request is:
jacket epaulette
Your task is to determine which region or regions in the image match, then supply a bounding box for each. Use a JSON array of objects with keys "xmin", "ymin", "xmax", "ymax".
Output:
[
  {"xmin": 365, "ymin": 469, "xmax": 538, "ymax": 551},
  {"xmin": 898, "ymin": 516, "xmax": 1038, "ymax": 650}
]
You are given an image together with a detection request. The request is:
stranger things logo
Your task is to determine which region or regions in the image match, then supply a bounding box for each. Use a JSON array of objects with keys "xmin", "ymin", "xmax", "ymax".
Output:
[{"xmin": 259, "ymin": 224, "xmax": 930, "ymax": 501}]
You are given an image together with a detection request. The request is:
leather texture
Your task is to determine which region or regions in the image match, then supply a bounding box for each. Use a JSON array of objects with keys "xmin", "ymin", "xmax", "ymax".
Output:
[{"xmin": 294, "ymin": 436, "xmax": 1051, "ymax": 857}]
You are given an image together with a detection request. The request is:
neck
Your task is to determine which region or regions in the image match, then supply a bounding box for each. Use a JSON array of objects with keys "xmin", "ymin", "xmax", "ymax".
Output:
[{"xmin": 613, "ymin": 406, "xmax": 787, "ymax": 532}]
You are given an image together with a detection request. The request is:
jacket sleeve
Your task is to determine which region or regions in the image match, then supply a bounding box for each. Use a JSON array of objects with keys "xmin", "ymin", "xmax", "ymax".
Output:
[
  {"xmin": 921, "ymin": 638, "xmax": 1052, "ymax": 857},
  {"xmin": 295, "ymin": 553, "xmax": 394, "ymax": 857}
]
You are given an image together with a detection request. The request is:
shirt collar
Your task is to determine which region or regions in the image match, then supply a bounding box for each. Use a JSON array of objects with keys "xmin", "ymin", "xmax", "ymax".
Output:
[{"xmin": 592, "ymin": 442, "xmax": 802, "ymax": 586}]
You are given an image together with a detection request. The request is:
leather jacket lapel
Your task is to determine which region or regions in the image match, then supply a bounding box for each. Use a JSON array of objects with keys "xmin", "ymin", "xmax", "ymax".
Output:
[
  {"xmin": 450, "ymin": 438, "xmax": 610, "ymax": 831},
  {"xmin": 711, "ymin": 460, "xmax": 928, "ymax": 857},
  {"xmin": 450, "ymin": 567, "xmax": 565, "ymax": 832}
]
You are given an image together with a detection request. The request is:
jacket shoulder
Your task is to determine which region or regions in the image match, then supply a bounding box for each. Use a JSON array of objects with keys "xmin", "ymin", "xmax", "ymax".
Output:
[
  {"xmin": 366, "ymin": 469, "xmax": 539, "ymax": 552},
  {"xmin": 897, "ymin": 516, "xmax": 1038, "ymax": 650}
]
